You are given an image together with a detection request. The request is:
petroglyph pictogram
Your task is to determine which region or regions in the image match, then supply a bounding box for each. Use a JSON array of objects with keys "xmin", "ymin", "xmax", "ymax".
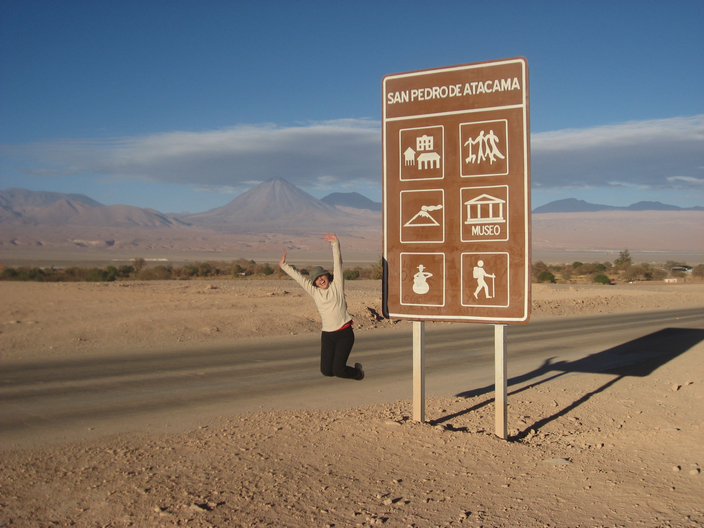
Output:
[
  {"xmin": 460, "ymin": 120, "xmax": 508, "ymax": 177},
  {"xmin": 464, "ymin": 129, "xmax": 505, "ymax": 165}
]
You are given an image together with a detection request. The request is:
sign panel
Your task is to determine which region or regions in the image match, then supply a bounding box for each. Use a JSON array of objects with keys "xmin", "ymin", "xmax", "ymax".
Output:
[{"xmin": 382, "ymin": 58, "xmax": 531, "ymax": 323}]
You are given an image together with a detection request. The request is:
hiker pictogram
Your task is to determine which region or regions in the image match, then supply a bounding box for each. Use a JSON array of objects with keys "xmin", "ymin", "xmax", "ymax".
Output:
[
  {"xmin": 473, "ymin": 260, "xmax": 496, "ymax": 299},
  {"xmin": 460, "ymin": 252, "xmax": 510, "ymax": 308}
]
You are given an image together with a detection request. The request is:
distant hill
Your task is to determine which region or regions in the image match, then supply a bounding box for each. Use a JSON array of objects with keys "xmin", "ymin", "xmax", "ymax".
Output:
[
  {"xmin": 624, "ymin": 201, "xmax": 685, "ymax": 211},
  {"xmin": 0, "ymin": 188, "xmax": 187, "ymax": 228},
  {"xmin": 533, "ymin": 198, "xmax": 703, "ymax": 213},
  {"xmin": 0, "ymin": 188, "xmax": 103, "ymax": 209},
  {"xmin": 321, "ymin": 192, "xmax": 382, "ymax": 212},
  {"xmin": 532, "ymin": 199, "xmax": 616, "ymax": 213}
]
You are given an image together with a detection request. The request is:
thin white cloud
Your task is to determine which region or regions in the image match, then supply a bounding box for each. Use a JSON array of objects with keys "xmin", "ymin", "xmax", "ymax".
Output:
[
  {"xmin": 531, "ymin": 115, "xmax": 704, "ymax": 190},
  {"xmin": 4, "ymin": 119, "xmax": 382, "ymax": 190},
  {"xmin": 3, "ymin": 115, "xmax": 703, "ymax": 196},
  {"xmin": 667, "ymin": 175, "xmax": 704, "ymax": 186}
]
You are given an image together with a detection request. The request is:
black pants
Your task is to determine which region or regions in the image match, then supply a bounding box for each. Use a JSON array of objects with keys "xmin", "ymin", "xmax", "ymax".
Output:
[{"xmin": 320, "ymin": 325, "xmax": 359, "ymax": 379}]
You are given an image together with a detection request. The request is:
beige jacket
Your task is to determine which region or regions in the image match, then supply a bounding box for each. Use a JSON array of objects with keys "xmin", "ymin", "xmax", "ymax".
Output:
[{"xmin": 281, "ymin": 240, "xmax": 352, "ymax": 332}]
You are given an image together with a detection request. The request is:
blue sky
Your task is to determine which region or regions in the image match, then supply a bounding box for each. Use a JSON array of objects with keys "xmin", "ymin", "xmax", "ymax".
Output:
[{"xmin": 1, "ymin": 0, "xmax": 702, "ymax": 213}]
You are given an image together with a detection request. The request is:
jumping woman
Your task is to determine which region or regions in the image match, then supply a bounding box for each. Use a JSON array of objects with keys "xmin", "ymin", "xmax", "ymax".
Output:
[{"xmin": 279, "ymin": 233, "xmax": 364, "ymax": 381}]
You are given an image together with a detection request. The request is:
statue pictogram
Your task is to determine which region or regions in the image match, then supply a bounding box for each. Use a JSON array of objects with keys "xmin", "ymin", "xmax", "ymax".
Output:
[{"xmin": 412, "ymin": 264, "xmax": 433, "ymax": 295}]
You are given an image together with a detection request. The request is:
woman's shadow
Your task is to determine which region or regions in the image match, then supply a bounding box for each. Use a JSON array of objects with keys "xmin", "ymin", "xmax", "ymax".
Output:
[{"xmin": 430, "ymin": 327, "xmax": 704, "ymax": 440}]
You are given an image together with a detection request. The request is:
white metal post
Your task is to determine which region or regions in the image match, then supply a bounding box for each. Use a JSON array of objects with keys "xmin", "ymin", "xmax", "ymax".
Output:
[
  {"xmin": 413, "ymin": 321, "xmax": 426, "ymax": 422},
  {"xmin": 495, "ymin": 324, "xmax": 508, "ymax": 439}
]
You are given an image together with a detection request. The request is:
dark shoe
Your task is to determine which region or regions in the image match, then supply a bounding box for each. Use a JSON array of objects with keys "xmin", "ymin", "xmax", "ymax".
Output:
[{"xmin": 354, "ymin": 363, "xmax": 365, "ymax": 380}]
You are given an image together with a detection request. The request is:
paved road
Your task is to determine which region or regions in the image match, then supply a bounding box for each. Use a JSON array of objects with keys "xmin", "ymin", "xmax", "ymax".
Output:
[{"xmin": 1, "ymin": 308, "xmax": 702, "ymax": 448}]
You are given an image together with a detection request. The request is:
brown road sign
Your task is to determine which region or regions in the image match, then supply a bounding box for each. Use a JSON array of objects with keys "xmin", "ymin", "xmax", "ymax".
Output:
[{"xmin": 382, "ymin": 57, "xmax": 531, "ymax": 324}]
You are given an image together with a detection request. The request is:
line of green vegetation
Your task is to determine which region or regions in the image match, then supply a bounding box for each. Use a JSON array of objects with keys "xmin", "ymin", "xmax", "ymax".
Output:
[
  {"xmin": 0, "ymin": 257, "xmax": 385, "ymax": 283},
  {"xmin": 2, "ymin": 250, "xmax": 701, "ymax": 284},
  {"xmin": 532, "ymin": 250, "xmax": 704, "ymax": 284}
]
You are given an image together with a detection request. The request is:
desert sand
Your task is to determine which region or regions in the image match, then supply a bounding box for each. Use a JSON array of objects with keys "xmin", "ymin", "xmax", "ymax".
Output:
[{"xmin": 1, "ymin": 279, "xmax": 703, "ymax": 527}]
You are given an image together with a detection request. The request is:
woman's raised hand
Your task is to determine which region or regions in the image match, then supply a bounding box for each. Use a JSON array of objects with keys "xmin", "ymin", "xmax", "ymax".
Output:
[
  {"xmin": 323, "ymin": 233, "xmax": 338, "ymax": 243},
  {"xmin": 279, "ymin": 252, "xmax": 287, "ymax": 268}
]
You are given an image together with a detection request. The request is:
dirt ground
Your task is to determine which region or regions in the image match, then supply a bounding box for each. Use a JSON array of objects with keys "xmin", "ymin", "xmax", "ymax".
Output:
[{"xmin": 1, "ymin": 279, "xmax": 703, "ymax": 527}]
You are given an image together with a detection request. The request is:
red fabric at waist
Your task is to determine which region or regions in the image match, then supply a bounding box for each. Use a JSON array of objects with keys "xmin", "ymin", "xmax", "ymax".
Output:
[{"xmin": 335, "ymin": 320, "xmax": 353, "ymax": 332}]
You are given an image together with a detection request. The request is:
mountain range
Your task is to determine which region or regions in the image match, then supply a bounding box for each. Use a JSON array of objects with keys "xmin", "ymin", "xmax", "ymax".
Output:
[
  {"xmin": 1, "ymin": 180, "xmax": 702, "ymax": 261},
  {"xmin": 0, "ymin": 179, "xmax": 381, "ymax": 231},
  {"xmin": 532, "ymin": 198, "xmax": 703, "ymax": 213},
  {"xmin": 2, "ymin": 182, "xmax": 699, "ymax": 227}
]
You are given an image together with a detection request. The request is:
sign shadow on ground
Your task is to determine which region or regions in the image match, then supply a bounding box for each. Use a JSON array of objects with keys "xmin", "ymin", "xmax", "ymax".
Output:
[{"xmin": 431, "ymin": 327, "xmax": 704, "ymax": 440}]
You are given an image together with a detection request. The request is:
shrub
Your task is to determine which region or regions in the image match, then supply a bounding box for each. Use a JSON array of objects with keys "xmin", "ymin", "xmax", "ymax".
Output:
[
  {"xmin": 532, "ymin": 261, "xmax": 548, "ymax": 280},
  {"xmin": 84, "ymin": 267, "xmax": 112, "ymax": 282},
  {"xmin": 344, "ymin": 269, "xmax": 360, "ymax": 280},
  {"xmin": 0, "ymin": 267, "xmax": 19, "ymax": 280},
  {"xmin": 369, "ymin": 256, "xmax": 384, "ymax": 280},
  {"xmin": 593, "ymin": 274, "xmax": 611, "ymax": 285},
  {"xmin": 622, "ymin": 263, "xmax": 666, "ymax": 282},
  {"xmin": 693, "ymin": 264, "xmax": 704, "ymax": 279},
  {"xmin": 179, "ymin": 265, "xmax": 199, "ymax": 278},
  {"xmin": 132, "ymin": 258, "xmax": 146, "ymax": 271},
  {"xmin": 537, "ymin": 271, "xmax": 556, "ymax": 283},
  {"xmin": 117, "ymin": 265, "xmax": 135, "ymax": 278},
  {"xmin": 614, "ymin": 249, "xmax": 632, "ymax": 268},
  {"xmin": 136, "ymin": 265, "xmax": 173, "ymax": 280}
]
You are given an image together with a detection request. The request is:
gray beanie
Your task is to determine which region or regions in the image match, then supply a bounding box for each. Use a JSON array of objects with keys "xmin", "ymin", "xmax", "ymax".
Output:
[{"xmin": 309, "ymin": 266, "xmax": 327, "ymax": 284}]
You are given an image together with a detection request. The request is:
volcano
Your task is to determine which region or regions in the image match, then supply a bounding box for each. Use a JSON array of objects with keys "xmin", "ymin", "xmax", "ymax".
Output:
[{"xmin": 186, "ymin": 178, "xmax": 371, "ymax": 233}]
